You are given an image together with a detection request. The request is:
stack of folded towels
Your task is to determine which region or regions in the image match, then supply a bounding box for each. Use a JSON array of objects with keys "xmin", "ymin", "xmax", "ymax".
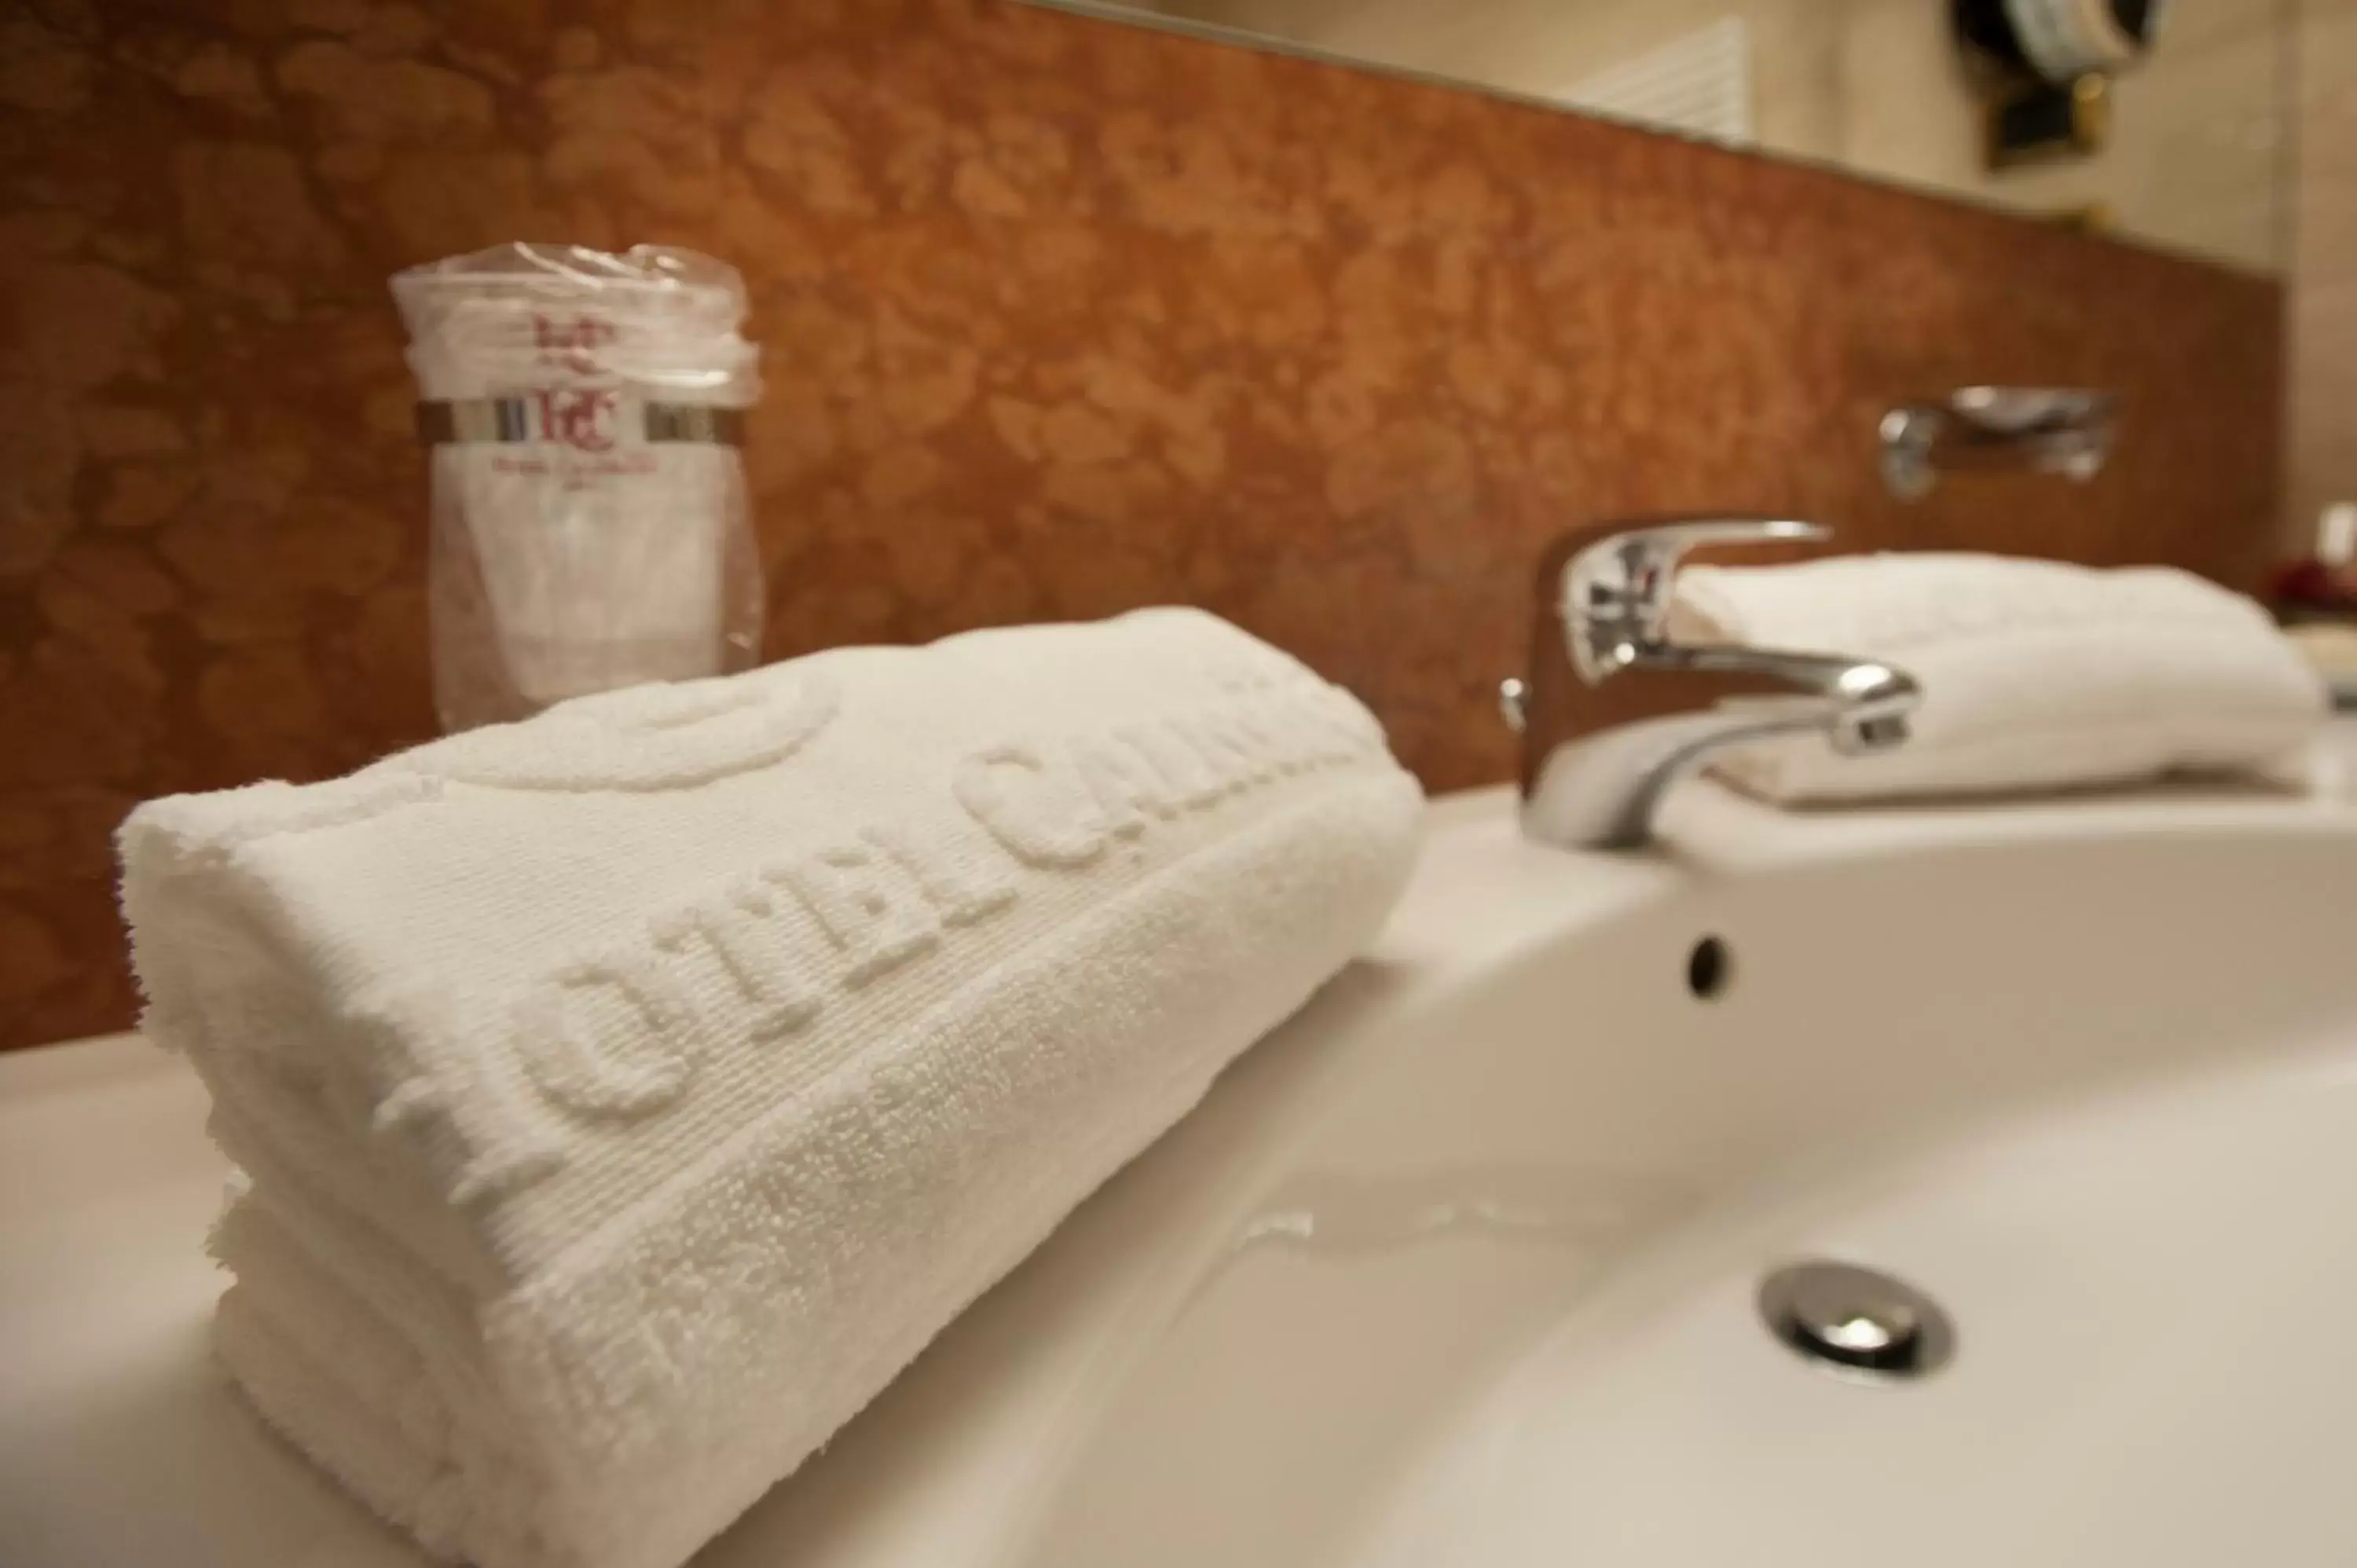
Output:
[
  {"xmin": 119, "ymin": 608, "xmax": 1424, "ymax": 1568},
  {"xmin": 1668, "ymin": 553, "xmax": 2330, "ymax": 800}
]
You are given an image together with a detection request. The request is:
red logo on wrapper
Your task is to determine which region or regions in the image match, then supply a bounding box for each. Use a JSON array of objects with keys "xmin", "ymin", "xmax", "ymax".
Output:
[{"xmin": 537, "ymin": 387, "xmax": 620, "ymax": 452}]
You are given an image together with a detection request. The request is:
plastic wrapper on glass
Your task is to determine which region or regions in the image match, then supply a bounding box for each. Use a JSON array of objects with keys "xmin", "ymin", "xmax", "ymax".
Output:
[{"xmin": 391, "ymin": 244, "xmax": 764, "ymax": 733}]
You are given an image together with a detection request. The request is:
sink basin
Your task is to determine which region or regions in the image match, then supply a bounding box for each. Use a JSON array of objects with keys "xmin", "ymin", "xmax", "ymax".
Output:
[{"xmin": 6, "ymin": 777, "xmax": 2357, "ymax": 1567}]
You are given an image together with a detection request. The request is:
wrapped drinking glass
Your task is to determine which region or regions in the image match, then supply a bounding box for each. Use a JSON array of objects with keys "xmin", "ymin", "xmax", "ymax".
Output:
[{"xmin": 391, "ymin": 243, "xmax": 764, "ymax": 732}]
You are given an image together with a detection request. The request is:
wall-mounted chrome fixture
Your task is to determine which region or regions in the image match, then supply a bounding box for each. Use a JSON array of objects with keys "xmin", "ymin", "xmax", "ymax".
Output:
[{"xmin": 1879, "ymin": 387, "xmax": 2116, "ymax": 500}]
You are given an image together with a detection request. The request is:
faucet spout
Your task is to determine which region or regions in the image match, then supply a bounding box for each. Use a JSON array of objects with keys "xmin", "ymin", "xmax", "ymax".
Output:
[{"xmin": 1660, "ymin": 643, "xmax": 1919, "ymax": 753}]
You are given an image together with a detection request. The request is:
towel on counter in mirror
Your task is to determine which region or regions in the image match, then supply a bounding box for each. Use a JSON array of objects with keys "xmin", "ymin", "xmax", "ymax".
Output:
[
  {"xmin": 1669, "ymin": 553, "xmax": 2330, "ymax": 803},
  {"xmin": 119, "ymin": 607, "xmax": 1424, "ymax": 1568}
]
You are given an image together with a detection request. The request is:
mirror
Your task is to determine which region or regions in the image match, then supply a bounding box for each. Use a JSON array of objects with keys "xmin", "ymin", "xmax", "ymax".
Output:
[{"xmin": 1028, "ymin": 1, "xmax": 2293, "ymax": 273}]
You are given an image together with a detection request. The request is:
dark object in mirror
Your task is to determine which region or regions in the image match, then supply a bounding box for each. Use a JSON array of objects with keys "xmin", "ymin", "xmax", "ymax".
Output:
[
  {"xmin": 1988, "ymin": 72, "xmax": 2111, "ymax": 169},
  {"xmin": 1953, "ymin": 0, "xmax": 2161, "ymax": 86}
]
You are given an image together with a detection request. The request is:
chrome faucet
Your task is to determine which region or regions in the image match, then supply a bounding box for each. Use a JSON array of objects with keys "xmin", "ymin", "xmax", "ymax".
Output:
[
  {"xmin": 1879, "ymin": 387, "xmax": 2115, "ymax": 500},
  {"xmin": 1499, "ymin": 518, "xmax": 1920, "ymax": 851}
]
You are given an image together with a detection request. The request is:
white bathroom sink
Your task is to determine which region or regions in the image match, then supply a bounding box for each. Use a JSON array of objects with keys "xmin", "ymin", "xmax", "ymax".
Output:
[{"xmin": 6, "ymin": 773, "xmax": 2357, "ymax": 1567}]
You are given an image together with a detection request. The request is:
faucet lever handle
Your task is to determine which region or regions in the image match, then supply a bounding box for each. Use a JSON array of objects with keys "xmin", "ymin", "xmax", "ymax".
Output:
[{"xmin": 1561, "ymin": 517, "xmax": 1827, "ymax": 681}]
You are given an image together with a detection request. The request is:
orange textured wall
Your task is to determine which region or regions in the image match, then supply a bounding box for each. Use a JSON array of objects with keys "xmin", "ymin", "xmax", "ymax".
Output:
[{"xmin": 0, "ymin": 0, "xmax": 2281, "ymax": 1048}]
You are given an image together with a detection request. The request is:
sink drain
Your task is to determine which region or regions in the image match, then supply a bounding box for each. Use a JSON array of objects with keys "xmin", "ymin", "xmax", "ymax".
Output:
[{"xmin": 1758, "ymin": 1261, "xmax": 1955, "ymax": 1379}]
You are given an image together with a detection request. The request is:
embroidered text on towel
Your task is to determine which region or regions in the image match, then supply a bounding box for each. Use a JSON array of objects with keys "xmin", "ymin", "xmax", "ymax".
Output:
[{"xmin": 415, "ymin": 679, "xmax": 1381, "ymax": 1209}]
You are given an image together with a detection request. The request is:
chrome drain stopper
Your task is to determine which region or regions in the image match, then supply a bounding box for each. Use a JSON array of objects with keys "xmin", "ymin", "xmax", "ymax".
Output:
[{"xmin": 1758, "ymin": 1261, "xmax": 1955, "ymax": 1379}]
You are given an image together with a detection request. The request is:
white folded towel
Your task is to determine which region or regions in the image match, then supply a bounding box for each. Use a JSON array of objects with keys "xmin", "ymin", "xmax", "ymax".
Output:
[
  {"xmin": 120, "ymin": 607, "xmax": 1424, "ymax": 1568},
  {"xmin": 1669, "ymin": 553, "xmax": 2330, "ymax": 803}
]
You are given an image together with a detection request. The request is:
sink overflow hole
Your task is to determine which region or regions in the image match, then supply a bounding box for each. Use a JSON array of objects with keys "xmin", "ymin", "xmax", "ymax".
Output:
[{"xmin": 1686, "ymin": 936, "xmax": 1730, "ymax": 1000}]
